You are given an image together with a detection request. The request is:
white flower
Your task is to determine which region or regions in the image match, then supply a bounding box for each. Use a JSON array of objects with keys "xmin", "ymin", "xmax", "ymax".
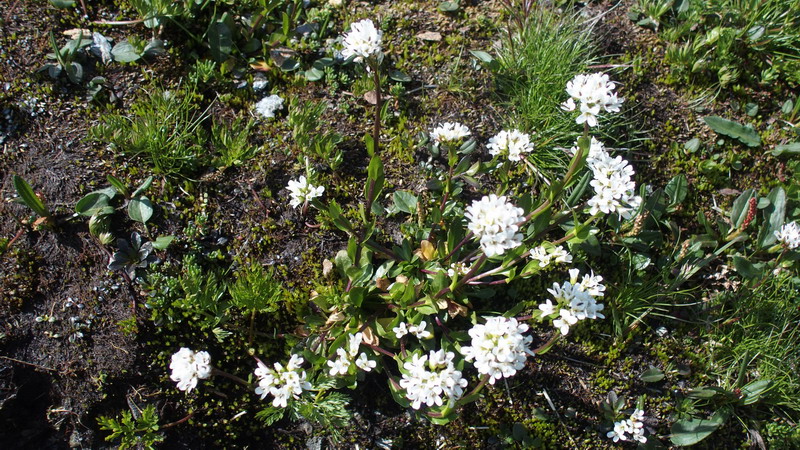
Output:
[
  {"xmin": 408, "ymin": 321, "xmax": 432, "ymax": 339},
  {"xmin": 430, "ymin": 122, "xmax": 471, "ymax": 145},
  {"xmin": 530, "ymin": 245, "xmax": 572, "ymax": 268},
  {"xmin": 254, "ymin": 354, "xmax": 312, "ymax": 408},
  {"xmin": 538, "ymin": 299, "xmax": 556, "ymax": 316},
  {"xmin": 399, "ymin": 350, "xmax": 468, "ymax": 409},
  {"xmin": 465, "ymin": 194, "xmax": 525, "ymax": 257},
  {"xmin": 327, "ymin": 348, "xmax": 352, "ymax": 376},
  {"xmin": 254, "ymin": 94, "xmax": 284, "ymax": 119},
  {"xmin": 341, "ymin": 19, "xmax": 382, "ymax": 63},
  {"xmin": 287, "ymin": 176, "xmax": 325, "ymax": 208},
  {"xmin": 348, "ymin": 332, "xmax": 363, "ymax": 357},
  {"xmin": 553, "ymin": 309, "xmax": 578, "ymax": 335},
  {"xmin": 460, "ymin": 317, "xmax": 533, "ymax": 384},
  {"xmin": 562, "ymin": 72, "xmax": 624, "ymax": 127},
  {"xmin": 607, "ymin": 421, "xmax": 629, "ymax": 442},
  {"xmin": 775, "ymin": 222, "xmax": 800, "ymax": 249},
  {"xmin": 393, "ymin": 322, "xmax": 409, "ymax": 338},
  {"xmin": 578, "ymin": 138, "xmax": 641, "ymax": 220},
  {"xmin": 487, "ymin": 129, "xmax": 534, "ymax": 162},
  {"xmin": 446, "ymin": 262, "xmax": 469, "ymax": 277},
  {"xmin": 170, "ymin": 348, "xmax": 212, "ymax": 393},
  {"xmin": 355, "ymin": 352, "xmax": 376, "ymax": 371}
]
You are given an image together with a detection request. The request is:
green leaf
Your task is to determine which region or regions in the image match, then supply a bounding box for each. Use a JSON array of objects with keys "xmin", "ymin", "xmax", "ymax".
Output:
[
  {"xmin": 665, "ymin": 174, "xmax": 688, "ymax": 207},
  {"xmin": 670, "ymin": 408, "xmax": 730, "ymax": 446},
  {"xmin": 365, "ymin": 156, "xmax": 384, "ymax": 207},
  {"xmin": 756, "ymin": 187, "xmax": 785, "ymax": 248},
  {"xmin": 13, "ymin": 175, "xmax": 50, "ymax": 218},
  {"xmin": 49, "ymin": 0, "xmax": 76, "ymax": 8},
  {"xmin": 304, "ymin": 67, "xmax": 324, "ymax": 81},
  {"xmin": 389, "ymin": 70, "xmax": 411, "ymax": 83},
  {"xmin": 771, "ymin": 142, "xmax": 800, "ymax": 156},
  {"xmin": 209, "ymin": 21, "xmax": 233, "ymax": 63},
  {"xmin": 684, "ymin": 138, "xmax": 701, "ymax": 153},
  {"xmin": 128, "ymin": 197, "xmax": 154, "ymax": 223},
  {"xmin": 730, "ymin": 189, "xmax": 755, "ymax": 228},
  {"xmin": 741, "ymin": 379, "xmax": 771, "ymax": 405},
  {"xmin": 733, "ymin": 255, "xmax": 762, "ymax": 279},
  {"xmin": 111, "ymin": 41, "xmax": 141, "ymax": 63},
  {"xmin": 438, "ymin": 1, "xmax": 459, "ymax": 12},
  {"xmin": 132, "ymin": 176, "xmax": 153, "ymax": 198},
  {"xmin": 107, "ymin": 175, "xmax": 130, "ymax": 197},
  {"xmin": 703, "ymin": 116, "xmax": 761, "ymax": 147},
  {"xmin": 152, "ymin": 235, "xmax": 174, "ymax": 250},
  {"xmin": 280, "ymin": 58, "xmax": 300, "ymax": 72},
  {"xmin": 393, "ymin": 191, "xmax": 418, "ymax": 214},
  {"xmin": 469, "ymin": 50, "xmax": 493, "ymax": 64},
  {"xmin": 75, "ymin": 192, "xmax": 111, "ymax": 216},
  {"xmin": 639, "ymin": 366, "xmax": 665, "ymax": 383}
]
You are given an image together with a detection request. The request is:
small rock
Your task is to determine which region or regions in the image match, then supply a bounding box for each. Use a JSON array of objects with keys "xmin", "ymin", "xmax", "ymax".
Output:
[{"xmin": 416, "ymin": 31, "xmax": 442, "ymax": 41}]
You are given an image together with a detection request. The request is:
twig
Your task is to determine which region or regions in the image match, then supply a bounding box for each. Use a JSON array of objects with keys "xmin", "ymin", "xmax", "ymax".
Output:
[{"xmin": 0, "ymin": 355, "xmax": 58, "ymax": 372}]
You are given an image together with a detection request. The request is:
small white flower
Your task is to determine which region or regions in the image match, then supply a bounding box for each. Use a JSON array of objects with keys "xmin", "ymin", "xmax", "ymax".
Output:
[
  {"xmin": 607, "ymin": 421, "xmax": 629, "ymax": 442},
  {"xmin": 393, "ymin": 322, "xmax": 409, "ymax": 338},
  {"xmin": 775, "ymin": 222, "xmax": 800, "ymax": 249},
  {"xmin": 327, "ymin": 348, "xmax": 352, "ymax": 376},
  {"xmin": 487, "ymin": 129, "xmax": 534, "ymax": 162},
  {"xmin": 465, "ymin": 194, "xmax": 525, "ymax": 257},
  {"xmin": 430, "ymin": 122, "xmax": 471, "ymax": 145},
  {"xmin": 169, "ymin": 348, "xmax": 212, "ymax": 393},
  {"xmin": 254, "ymin": 94, "xmax": 284, "ymax": 119},
  {"xmin": 553, "ymin": 309, "xmax": 578, "ymax": 335},
  {"xmin": 461, "ymin": 317, "xmax": 533, "ymax": 384},
  {"xmin": 399, "ymin": 350, "xmax": 468, "ymax": 409},
  {"xmin": 538, "ymin": 300, "xmax": 556, "ymax": 316},
  {"xmin": 355, "ymin": 352, "xmax": 376, "ymax": 371},
  {"xmin": 579, "ymin": 137, "xmax": 641, "ymax": 220},
  {"xmin": 254, "ymin": 354, "xmax": 312, "ymax": 408},
  {"xmin": 408, "ymin": 321, "xmax": 432, "ymax": 339},
  {"xmin": 530, "ymin": 245, "xmax": 572, "ymax": 268},
  {"xmin": 341, "ymin": 19, "xmax": 382, "ymax": 63},
  {"xmin": 563, "ymin": 72, "xmax": 624, "ymax": 127},
  {"xmin": 287, "ymin": 175, "xmax": 325, "ymax": 208},
  {"xmin": 348, "ymin": 332, "xmax": 363, "ymax": 358}
]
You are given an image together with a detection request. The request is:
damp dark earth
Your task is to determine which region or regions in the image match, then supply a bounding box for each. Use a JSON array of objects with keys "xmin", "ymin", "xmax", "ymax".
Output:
[{"xmin": 1, "ymin": 0, "xmax": 799, "ymax": 449}]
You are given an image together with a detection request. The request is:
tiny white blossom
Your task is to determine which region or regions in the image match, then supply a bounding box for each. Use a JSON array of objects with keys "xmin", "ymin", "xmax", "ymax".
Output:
[
  {"xmin": 553, "ymin": 309, "xmax": 578, "ymax": 335},
  {"xmin": 170, "ymin": 348, "xmax": 212, "ymax": 393},
  {"xmin": 287, "ymin": 176, "xmax": 325, "ymax": 208},
  {"xmin": 430, "ymin": 122, "xmax": 471, "ymax": 144},
  {"xmin": 465, "ymin": 194, "xmax": 525, "ymax": 257},
  {"xmin": 327, "ymin": 348, "xmax": 352, "ymax": 376},
  {"xmin": 348, "ymin": 332, "xmax": 363, "ymax": 358},
  {"xmin": 530, "ymin": 245, "xmax": 572, "ymax": 268},
  {"xmin": 254, "ymin": 94, "xmax": 284, "ymax": 119},
  {"xmin": 775, "ymin": 221, "xmax": 800, "ymax": 249},
  {"xmin": 341, "ymin": 19, "xmax": 382, "ymax": 63},
  {"xmin": 562, "ymin": 72, "xmax": 624, "ymax": 127},
  {"xmin": 393, "ymin": 322, "xmax": 409, "ymax": 338},
  {"xmin": 399, "ymin": 350, "xmax": 468, "ymax": 409},
  {"xmin": 487, "ymin": 129, "xmax": 534, "ymax": 162},
  {"xmin": 538, "ymin": 299, "xmax": 556, "ymax": 316},
  {"xmin": 355, "ymin": 352, "xmax": 376, "ymax": 371},
  {"xmin": 461, "ymin": 317, "xmax": 534, "ymax": 384},
  {"xmin": 408, "ymin": 321, "xmax": 432, "ymax": 339},
  {"xmin": 254, "ymin": 354, "xmax": 312, "ymax": 408},
  {"xmin": 577, "ymin": 137, "xmax": 641, "ymax": 220}
]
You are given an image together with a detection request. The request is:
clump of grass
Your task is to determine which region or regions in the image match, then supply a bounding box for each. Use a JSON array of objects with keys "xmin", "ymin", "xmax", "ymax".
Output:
[
  {"xmin": 89, "ymin": 86, "xmax": 210, "ymax": 178},
  {"xmin": 495, "ymin": 4, "xmax": 598, "ymax": 173},
  {"xmin": 706, "ymin": 272, "xmax": 800, "ymax": 416}
]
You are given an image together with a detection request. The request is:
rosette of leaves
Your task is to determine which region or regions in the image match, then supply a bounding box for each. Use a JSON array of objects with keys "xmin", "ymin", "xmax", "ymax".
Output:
[{"xmin": 108, "ymin": 232, "xmax": 158, "ymax": 279}]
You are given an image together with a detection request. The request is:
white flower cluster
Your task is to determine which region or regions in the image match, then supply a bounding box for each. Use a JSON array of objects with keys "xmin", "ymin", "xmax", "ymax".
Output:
[
  {"xmin": 393, "ymin": 321, "xmax": 431, "ymax": 339},
  {"xmin": 254, "ymin": 354, "xmax": 313, "ymax": 408},
  {"xmin": 430, "ymin": 122, "xmax": 471, "ymax": 145},
  {"xmin": 580, "ymin": 138, "xmax": 642, "ymax": 220},
  {"xmin": 465, "ymin": 194, "xmax": 525, "ymax": 257},
  {"xmin": 170, "ymin": 348, "xmax": 212, "ymax": 393},
  {"xmin": 255, "ymin": 94, "xmax": 284, "ymax": 119},
  {"xmin": 775, "ymin": 221, "xmax": 800, "ymax": 249},
  {"xmin": 399, "ymin": 349, "xmax": 468, "ymax": 409},
  {"xmin": 560, "ymin": 72, "xmax": 624, "ymax": 127},
  {"xmin": 607, "ymin": 409, "xmax": 647, "ymax": 443},
  {"xmin": 327, "ymin": 332, "xmax": 376, "ymax": 375},
  {"xmin": 487, "ymin": 129, "xmax": 535, "ymax": 162},
  {"xmin": 287, "ymin": 176, "xmax": 325, "ymax": 208},
  {"xmin": 445, "ymin": 261, "xmax": 469, "ymax": 278},
  {"xmin": 541, "ymin": 269, "xmax": 605, "ymax": 335},
  {"xmin": 341, "ymin": 19, "xmax": 383, "ymax": 63},
  {"xmin": 530, "ymin": 245, "xmax": 572, "ymax": 268},
  {"xmin": 460, "ymin": 317, "xmax": 534, "ymax": 384}
]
